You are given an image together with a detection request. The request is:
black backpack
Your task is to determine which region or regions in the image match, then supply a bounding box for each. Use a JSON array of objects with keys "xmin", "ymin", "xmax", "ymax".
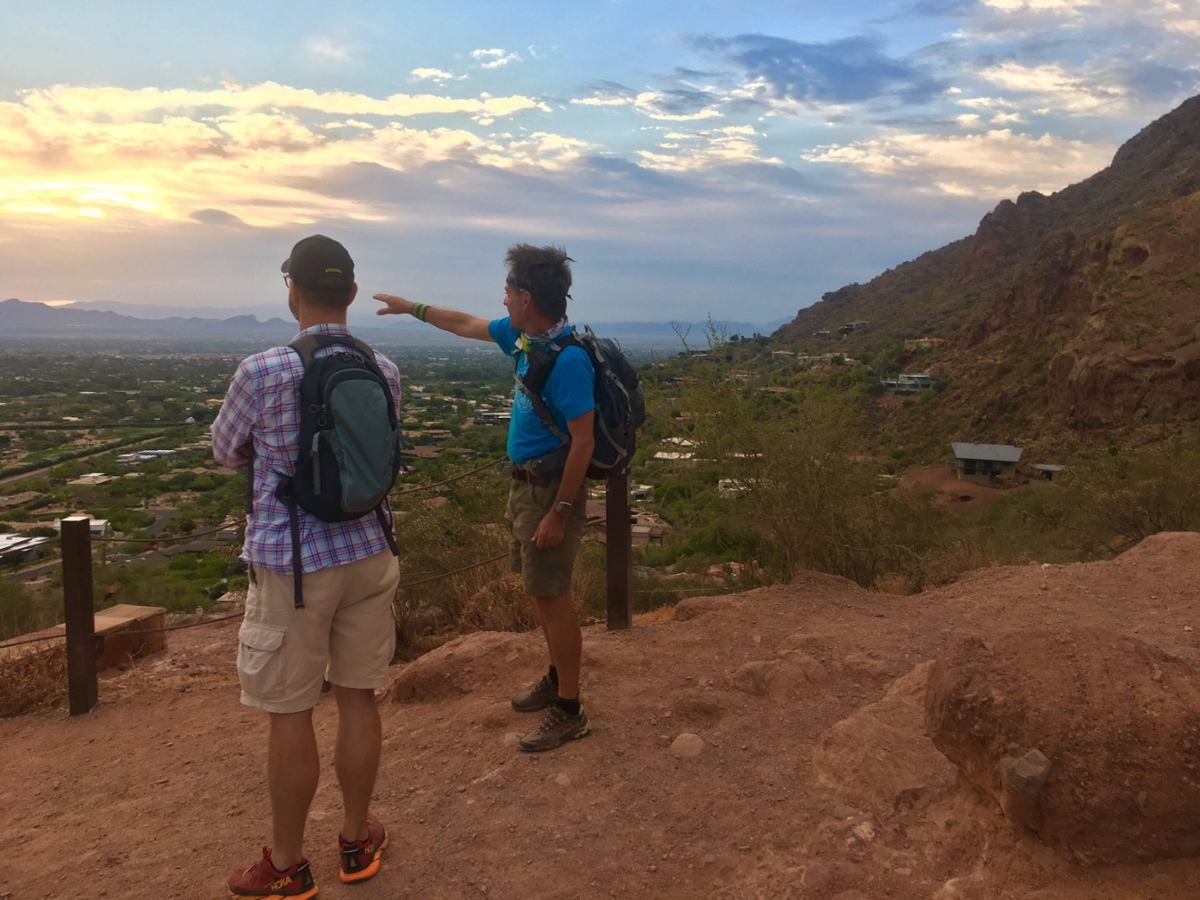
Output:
[
  {"xmin": 267, "ymin": 333, "xmax": 401, "ymax": 607},
  {"xmin": 518, "ymin": 326, "xmax": 645, "ymax": 479}
]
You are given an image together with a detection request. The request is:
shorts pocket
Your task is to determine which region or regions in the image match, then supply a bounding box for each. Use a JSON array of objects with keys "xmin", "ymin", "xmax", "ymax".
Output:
[{"xmin": 237, "ymin": 622, "xmax": 286, "ymax": 701}]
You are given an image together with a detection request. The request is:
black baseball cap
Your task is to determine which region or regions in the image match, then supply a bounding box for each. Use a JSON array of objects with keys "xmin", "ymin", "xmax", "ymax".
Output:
[{"xmin": 281, "ymin": 235, "xmax": 355, "ymax": 294}]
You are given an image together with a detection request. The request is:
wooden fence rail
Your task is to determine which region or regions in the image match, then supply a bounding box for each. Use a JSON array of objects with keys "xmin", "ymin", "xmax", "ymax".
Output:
[{"xmin": 58, "ymin": 470, "xmax": 634, "ymax": 716}]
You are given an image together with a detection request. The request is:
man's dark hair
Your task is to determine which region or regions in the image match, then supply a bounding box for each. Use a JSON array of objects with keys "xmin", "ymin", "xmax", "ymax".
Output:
[{"xmin": 506, "ymin": 244, "xmax": 573, "ymax": 321}]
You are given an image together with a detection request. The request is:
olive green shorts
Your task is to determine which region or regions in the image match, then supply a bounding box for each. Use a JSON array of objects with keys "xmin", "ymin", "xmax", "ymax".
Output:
[{"xmin": 505, "ymin": 478, "xmax": 588, "ymax": 598}]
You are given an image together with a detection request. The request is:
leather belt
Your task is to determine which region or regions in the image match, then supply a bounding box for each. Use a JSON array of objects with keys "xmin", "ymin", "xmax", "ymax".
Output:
[{"xmin": 512, "ymin": 468, "xmax": 554, "ymax": 488}]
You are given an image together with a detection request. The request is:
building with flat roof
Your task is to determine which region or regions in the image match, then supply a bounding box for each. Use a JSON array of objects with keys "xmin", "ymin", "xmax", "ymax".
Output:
[{"xmin": 951, "ymin": 442, "xmax": 1023, "ymax": 485}]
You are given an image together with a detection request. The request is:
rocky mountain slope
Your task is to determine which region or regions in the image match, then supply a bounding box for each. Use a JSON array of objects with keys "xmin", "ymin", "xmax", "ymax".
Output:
[
  {"xmin": 4, "ymin": 533, "xmax": 1200, "ymax": 899},
  {"xmin": 777, "ymin": 94, "xmax": 1200, "ymax": 443}
]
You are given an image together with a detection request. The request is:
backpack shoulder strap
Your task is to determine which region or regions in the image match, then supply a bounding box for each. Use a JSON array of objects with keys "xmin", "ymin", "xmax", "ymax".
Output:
[{"xmin": 516, "ymin": 334, "xmax": 583, "ymax": 443}]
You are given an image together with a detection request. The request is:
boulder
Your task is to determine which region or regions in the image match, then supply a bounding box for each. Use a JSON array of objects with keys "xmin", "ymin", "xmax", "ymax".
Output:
[{"xmin": 925, "ymin": 627, "xmax": 1200, "ymax": 865}]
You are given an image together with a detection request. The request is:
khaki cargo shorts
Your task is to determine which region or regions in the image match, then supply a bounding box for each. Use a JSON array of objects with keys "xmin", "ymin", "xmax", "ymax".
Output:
[
  {"xmin": 237, "ymin": 550, "xmax": 400, "ymax": 714},
  {"xmin": 505, "ymin": 478, "xmax": 588, "ymax": 598}
]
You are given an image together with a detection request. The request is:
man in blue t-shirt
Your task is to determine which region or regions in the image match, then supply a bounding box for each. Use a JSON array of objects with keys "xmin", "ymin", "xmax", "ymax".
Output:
[{"xmin": 375, "ymin": 244, "xmax": 596, "ymax": 752}]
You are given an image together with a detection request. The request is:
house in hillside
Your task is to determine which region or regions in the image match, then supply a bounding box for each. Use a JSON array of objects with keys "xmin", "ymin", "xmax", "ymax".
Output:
[
  {"xmin": 1032, "ymin": 463, "xmax": 1066, "ymax": 482},
  {"xmin": 653, "ymin": 451, "xmax": 694, "ymax": 463},
  {"xmin": 588, "ymin": 483, "xmax": 654, "ymax": 502},
  {"xmin": 0, "ymin": 534, "xmax": 52, "ymax": 562},
  {"xmin": 473, "ymin": 410, "xmax": 511, "ymax": 426},
  {"xmin": 587, "ymin": 503, "xmax": 672, "ymax": 547},
  {"xmin": 904, "ymin": 337, "xmax": 946, "ymax": 351},
  {"xmin": 882, "ymin": 372, "xmax": 939, "ymax": 393},
  {"xmin": 0, "ymin": 491, "xmax": 44, "ymax": 510},
  {"xmin": 951, "ymin": 442, "xmax": 1023, "ymax": 484},
  {"xmin": 52, "ymin": 517, "xmax": 112, "ymax": 536}
]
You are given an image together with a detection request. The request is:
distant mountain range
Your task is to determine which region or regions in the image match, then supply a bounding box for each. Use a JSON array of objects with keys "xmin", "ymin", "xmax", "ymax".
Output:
[{"xmin": 0, "ymin": 297, "xmax": 790, "ymax": 348}]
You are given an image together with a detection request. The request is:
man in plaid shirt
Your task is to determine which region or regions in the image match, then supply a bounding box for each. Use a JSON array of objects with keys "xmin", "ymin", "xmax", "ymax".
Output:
[{"xmin": 214, "ymin": 235, "xmax": 400, "ymax": 900}]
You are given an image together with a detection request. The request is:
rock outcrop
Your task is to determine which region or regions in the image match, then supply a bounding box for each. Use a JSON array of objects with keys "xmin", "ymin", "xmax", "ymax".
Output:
[{"xmin": 925, "ymin": 627, "xmax": 1200, "ymax": 866}]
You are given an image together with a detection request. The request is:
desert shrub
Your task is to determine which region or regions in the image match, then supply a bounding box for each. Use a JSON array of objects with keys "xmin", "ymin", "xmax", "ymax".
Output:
[
  {"xmin": 0, "ymin": 580, "xmax": 35, "ymax": 640},
  {"xmin": 0, "ymin": 645, "xmax": 67, "ymax": 717},
  {"xmin": 1067, "ymin": 438, "xmax": 1200, "ymax": 549},
  {"xmin": 390, "ymin": 470, "xmax": 509, "ymax": 649}
]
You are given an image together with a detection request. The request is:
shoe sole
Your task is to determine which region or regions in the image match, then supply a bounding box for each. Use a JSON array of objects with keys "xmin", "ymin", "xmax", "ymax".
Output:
[
  {"xmin": 518, "ymin": 720, "xmax": 591, "ymax": 753},
  {"xmin": 229, "ymin": 888, "xmax": 317, "ymax": 900},
  {"xmin": 339, "ymin": 834, "xmax": 389, "ymax": 885},
  {"xmin": 511, "ymin": 697, "xmax": 555, "ymax": 713}
]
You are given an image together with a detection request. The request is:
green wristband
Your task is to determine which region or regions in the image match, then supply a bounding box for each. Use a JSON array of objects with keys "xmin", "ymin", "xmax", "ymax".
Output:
[{"xmin": 412, "ymin": 303, "xmax": 428, "ymax": 322}]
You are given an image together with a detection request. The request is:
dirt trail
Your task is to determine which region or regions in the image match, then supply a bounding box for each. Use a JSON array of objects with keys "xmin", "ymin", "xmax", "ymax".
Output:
[{"xmin": 3, "ymin": 533, "xmax": 1200, "ymax": 899}]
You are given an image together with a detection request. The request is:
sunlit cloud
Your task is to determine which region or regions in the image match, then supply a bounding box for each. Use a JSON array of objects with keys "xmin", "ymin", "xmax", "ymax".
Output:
[
  {"xmin": 637, "ymin": 125, "xmax": 779, "ymax": 172},
  {"xmin": 411, "ymin": 67, "xmax": 466, "ymax": 82},
  {"xmin": 471, "ymin": 48, "xmax": 520, "ymax": 69},
  {"xmin": 21, "ymin": 82, "xmax": 549, "ymax": 122},
  {"xmin": 803, "ymin": 128, "xmax": 1113, "ymax": 199},
  {"xmin": 0, "ymin": 82, "xmax": 575, "ymax": 228},
  {"xmin": 976, "ymin": 61, "xmax": 1126, "ymax": 113},
  {"xmin": 571, "ymin": 94, "xmax": 634, "ymax": 108}
]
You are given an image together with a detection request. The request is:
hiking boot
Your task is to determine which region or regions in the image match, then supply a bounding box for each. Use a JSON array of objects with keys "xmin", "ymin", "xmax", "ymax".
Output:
[
  {"xmin": 339, "ymin": 814, "xmax": 389, "ymax": 884},
  {"xmin": 518, "ymin": 703, "xmax": 591, "ymax": 752},
  {"xmin": 228, "ymin": 848, "xmax": 317, "ymax": 900},
  {"xmin": 511, "ymin": 673, "xmax": 558, "ymax": 712}
]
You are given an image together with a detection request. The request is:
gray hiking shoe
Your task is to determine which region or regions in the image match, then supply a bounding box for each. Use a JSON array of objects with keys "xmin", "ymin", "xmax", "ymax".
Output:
[
  {"xmin": 511, "ymin": 673, "xmax": 558, "ymax": 713},
  {"xmin": 518, "ymin": 704, "xmax": 591, "ymax": 753}
]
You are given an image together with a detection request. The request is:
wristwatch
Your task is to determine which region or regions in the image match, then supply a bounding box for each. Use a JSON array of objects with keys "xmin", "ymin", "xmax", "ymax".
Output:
[{"xmin": 552, "ymin": 500, "xmax": 574, "ymax": 517}]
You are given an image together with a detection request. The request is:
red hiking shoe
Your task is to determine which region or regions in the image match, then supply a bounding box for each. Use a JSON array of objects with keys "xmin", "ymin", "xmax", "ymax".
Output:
[
  {"xmin": 228, "ymin": 847, "xmax": 317, "ymax": 899},
  {"xmin": 339, "ymin": 814, "xmax": 389, "ymax": 884}
]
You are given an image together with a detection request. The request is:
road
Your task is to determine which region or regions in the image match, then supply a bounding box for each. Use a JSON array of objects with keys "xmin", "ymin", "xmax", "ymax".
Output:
[{"xmin": 0, "ymin": 434, "xmax": 169, "ymax": 486}]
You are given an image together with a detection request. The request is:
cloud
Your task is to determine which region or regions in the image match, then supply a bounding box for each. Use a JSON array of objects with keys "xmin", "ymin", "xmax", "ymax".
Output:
[
  {"xmin": 305, "ymin": 38, "xmax": 352, "ymax": 63},
  {"xmin": 637, "ymin": 125, "xmax": 781, "ymax": 172},
  {"xmin": 632, "ymin": 90, "xmax": 723, "ymax": 121},
  {"xmin": 411, "ymin": 68, "xmax": 466, "ymax": 83},
  {"xmin": 976, "ymin": 61, "xmax": 1126, "ymax": 113},
  {"xmin": 21, "ymin": 82, "xmax": 549, "ymax": 122},
  {"xmin": 189, "ymin": 208, "xmax": 245, "ymax": 226},
  {"xmin": 471, "ymin": 48, "xmax": 520, "ymax": 69},
  {"xmin": 980, "ymin": 0, "xmax": 1093, "ymax": 10},
  {"xmin": 693, "ymin": 34, "xmax": 949, "ymax": 108},
  {"xmin": 0, "ymin": 83, "xmax": 574, "ymax": 228},
  {"xmin": 803, "ymin": 128, "xmax": 1113, "ymax": 199}
]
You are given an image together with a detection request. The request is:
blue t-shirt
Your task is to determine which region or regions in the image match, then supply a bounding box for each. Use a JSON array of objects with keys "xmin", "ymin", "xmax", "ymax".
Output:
[{"xmin": 488, "ymin": 318, "xmax": 595, "ymax": 464}]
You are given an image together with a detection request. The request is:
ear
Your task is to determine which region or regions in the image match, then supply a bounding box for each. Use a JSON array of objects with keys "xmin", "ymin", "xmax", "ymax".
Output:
[{"xmin": 347, "ymin": 283, "xmax": 359, "ymax": 305}]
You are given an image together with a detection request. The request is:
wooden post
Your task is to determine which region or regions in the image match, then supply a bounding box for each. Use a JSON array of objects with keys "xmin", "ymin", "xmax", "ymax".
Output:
[
  {"xmin": 605, "ymin": 467, "xmax": 632, "ymax": 630},
  {"xmin": 61, "ymin": 515, "xmax": 98, "ymax": 716}
]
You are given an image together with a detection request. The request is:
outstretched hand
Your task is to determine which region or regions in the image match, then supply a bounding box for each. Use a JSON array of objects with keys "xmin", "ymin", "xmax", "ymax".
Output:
[{"xmin": 374, "ymin": 293, "xmax": 413, "ymax": 316}]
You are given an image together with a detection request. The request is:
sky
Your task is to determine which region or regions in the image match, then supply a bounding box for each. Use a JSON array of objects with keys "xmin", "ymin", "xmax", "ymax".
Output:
[{"xmin": 1, "ymin": 0, "xmax": 1198, "ymax": 325}]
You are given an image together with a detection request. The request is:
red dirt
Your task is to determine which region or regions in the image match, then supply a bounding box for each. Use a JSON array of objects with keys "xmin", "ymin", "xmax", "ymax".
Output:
[
  {"xmin": 897, "ymin": 463, "xmax": 1021, "ymax": 515},
  {"xmin": 4, "ymin": 533, "xmax": 1200, "ymax": 899}
]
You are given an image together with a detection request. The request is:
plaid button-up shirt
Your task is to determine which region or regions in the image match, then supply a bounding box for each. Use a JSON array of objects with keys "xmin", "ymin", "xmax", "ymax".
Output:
[{"xmin": 212, "ymin": 324, "xmax": 402, "ymax": 574}]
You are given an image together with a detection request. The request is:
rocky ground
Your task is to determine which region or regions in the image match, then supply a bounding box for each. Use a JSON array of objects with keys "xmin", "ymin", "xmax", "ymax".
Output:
[{"xmin": 3, "ymin": 533, "xmax": 1200, "ymax": 899}]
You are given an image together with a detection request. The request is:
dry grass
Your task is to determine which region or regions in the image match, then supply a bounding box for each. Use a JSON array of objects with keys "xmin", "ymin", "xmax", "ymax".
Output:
[
  {"xmin": 872, "ymin": 572, "xmax": 914, "ymax": 595},
  {"xmin": 0, "ymin": 643, "xmax": 67, "ymax": 717},
  {"xmin": 459, "ymin": 573, "xmax": 537, "ymax": 633}
]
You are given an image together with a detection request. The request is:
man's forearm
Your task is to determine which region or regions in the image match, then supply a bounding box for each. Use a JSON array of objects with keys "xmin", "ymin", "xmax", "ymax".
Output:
[
  {"xmin": 373, "ymin": 293, "xmax": 491, "ymax": 341},
  {"xmin": 557, "ymin": 437, "xmax": 595, "ymax": 504},
  {"xmin": 423, "ymin": 306, "xmax": 489, "ymax": 340}
]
